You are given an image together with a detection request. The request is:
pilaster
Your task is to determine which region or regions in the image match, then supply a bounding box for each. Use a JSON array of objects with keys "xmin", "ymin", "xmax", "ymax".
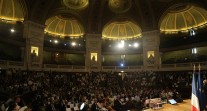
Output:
[
  {"xmin": 85, "ymin": 34, "xmax": 102, "ymax": 71},
  {"xmin": 142, "ymin": 30, "xmax": 160, "ymax": 69},
  {"xmin": 23, "ymin": 21, "xmax": 45, "ymax": 70}
]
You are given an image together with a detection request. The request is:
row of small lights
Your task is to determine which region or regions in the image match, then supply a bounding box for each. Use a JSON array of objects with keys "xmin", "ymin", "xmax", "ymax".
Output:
[
  {"xmin": 9, "ymin": 28, "xmax": 139, "ymax": 49},
  {"xmin": 49, "ymin": 39, "xmax": 81, "ymax": 47},
  {"xmin": 50, "ymin": 39, "xmax": 139, "ymax": 48},
  {"xmin": 116, "ymin": 40, "xmax": 139, "ymax": 49},
  {"xmin": 9, "ymin": 28, "xmax": 196, "ymax": 39}
]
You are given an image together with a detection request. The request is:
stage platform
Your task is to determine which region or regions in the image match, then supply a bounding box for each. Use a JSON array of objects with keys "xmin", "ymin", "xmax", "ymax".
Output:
[{"xmin": 143, "ymin": 99, "xmax": 191, "ymax": 111}]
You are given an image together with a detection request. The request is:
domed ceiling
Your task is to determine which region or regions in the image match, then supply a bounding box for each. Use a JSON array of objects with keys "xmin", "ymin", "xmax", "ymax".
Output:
[
  {"xmin": 63, "ymin": 0, "xmax": 89, "ymax": 10},
  {"xmin": 0, "ymin": 0, "xmax": 24, "ymax": 22},
  {"xmin": 102, "ymin": 20, "xmax": 142, "ymax": 40},
  {"xmin": 45, "ymin": 16, "xmax": 85, "ymax": 38},
  {"xmin": 108, "ymin": 0, "xmax": 132, "ymax": 13},
  {"xmin": 160, "ymin": 4, "xmax": 207, "ymax": 34}
]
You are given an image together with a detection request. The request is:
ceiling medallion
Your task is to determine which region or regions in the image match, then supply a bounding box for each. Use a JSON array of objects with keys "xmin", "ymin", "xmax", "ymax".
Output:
[
  {"xmin": 108, "ymin": 0, "xmax": 132, "ymax": 13},
  {"xmin": 63, "ymin": 0, "xmax": 89, "ymax": 10}
]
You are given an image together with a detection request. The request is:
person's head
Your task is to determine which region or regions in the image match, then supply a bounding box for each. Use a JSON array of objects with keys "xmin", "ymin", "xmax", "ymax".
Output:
[
  {"xmin": 8, "ymin": 102, "xmax": 20, "ymax": 111},
  {"xmin": 14, "ymin": 96, "xmax": 21, "ymax": 103},
  {"xmin": 203, "ymin": 79, "xmax": 207, "ymax": 85}
]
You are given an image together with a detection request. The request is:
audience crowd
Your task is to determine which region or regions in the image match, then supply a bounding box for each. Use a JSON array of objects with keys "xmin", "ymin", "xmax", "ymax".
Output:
[{"xmin": 0, "ymin": 69, "xmax": 206, "ymax": 111}]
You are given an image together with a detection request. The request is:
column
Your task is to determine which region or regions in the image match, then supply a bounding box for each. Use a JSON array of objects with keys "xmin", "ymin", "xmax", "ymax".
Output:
[
  {"xmin": 23, "ymin": 21, "xmax": 45, "ymax": 70},
  {"xmin": 85, "ymin": 34, "xmax": 102, "ymax": 71},
  {"xmin": 142, "ymin": 30, "xmax": 160, "ymax": 69}
]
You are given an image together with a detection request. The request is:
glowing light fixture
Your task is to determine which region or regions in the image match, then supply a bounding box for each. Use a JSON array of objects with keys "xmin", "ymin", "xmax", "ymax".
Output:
[
  {"xmin": 190, "ymin": 29, "xmax": 196, "ymax": 36},
  {"xmin": 133, "ymin": 43, "xmax": 139, "ymax": 48},
  {"xmin": 192, "ymin": 48, "xmax": 197, "ymax": 54},
  {"xmin": 54, "ymin": 40, "xmax": 58, "ymax": 44},
  {"xmin": 117, "ymin": 40, "xmax": 125, "ymax": 48},
  {"xmin": 10, "ymin": 29, "xmax": 15, "ymax": 33},
  {"xmin": 120, "ymin": 63, "xmax": 124, "ymax": 67},
  {"xmin": 71, "ymin": 42, "xmax": 77, "ymax": 46}
]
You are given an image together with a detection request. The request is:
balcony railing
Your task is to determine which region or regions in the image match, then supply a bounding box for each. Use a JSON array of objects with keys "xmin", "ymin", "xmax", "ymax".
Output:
[{"xmin": 0, "ymin": 60, "xmax": 207, "ymax": 72}]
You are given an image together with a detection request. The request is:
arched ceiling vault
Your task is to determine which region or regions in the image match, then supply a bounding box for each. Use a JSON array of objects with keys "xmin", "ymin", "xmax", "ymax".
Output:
[
  {"xmin": 157, "ymin": 1, "xmax": 207, "ymax": 28},
  {"xmin": 0, "ymin": 0, "xmax": 27, "ymax": 23},
  {"xmin": 45, "ymin": 16, "xmax": 85, "ymax": 38},
  {"xmin": 6, "ymin": 0, "xmax": 207, "ymax": 34},
  {"xmin": 159, "ymin": 3, "xmax": 207, "ymax": 34},
  {"xmin": 102, "ymin": 20, "xmax": 142, "ymax": 40}
]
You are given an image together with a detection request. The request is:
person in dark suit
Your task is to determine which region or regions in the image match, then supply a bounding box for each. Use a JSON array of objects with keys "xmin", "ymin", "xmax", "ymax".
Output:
[
  {"xmin": 203, "ymin": 79, "xmax": 207, "ymax": 110},
  {"xmin": 204, "ymin": 79, "xmax": 207, "ymax": 96},
  {"xmin": 45, "ymin": 100, "xmax": 57, "ymax": 111},
  {"xmin": 113, "ymin": 98, "xmax": 122, "ymax": 111},
  {"xmin": 91, "ymin": 98, "xmax": 98, "ymax": 111}
]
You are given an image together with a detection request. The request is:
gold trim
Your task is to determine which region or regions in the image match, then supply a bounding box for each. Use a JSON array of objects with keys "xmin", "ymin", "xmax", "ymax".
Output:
[
  {"xmin": 12, "ymin": 0, "xmax": 15, "ymax": 19},
  {"xmin": 63, "ymin": 20, "xmax": 67, "ymax": 36},
  {"xmin": 110, "ymin": 23, "xmax": 115, "ymax": 38},
  {"xmin": 187, "ymin": 11, "xmax": 197, "ymax": 26},
  {"xmin": 174, "ymin": 13, "xmax": 177, "ymax": 30},
  {"xmin": 181, "ymin": 12, "xmax": 187, "ymax": 29},
  {"xmin": 118, "ymin": 24, "xmax": 120, "ymax": 37},
  {"xmin": 46, "ymin": 17, "xmax": 57, "ymax": 30},
  {"xmin": 54, "ymin": 19, "xmax": 62, "ymax": 34},
  {"xmin": 165, "ymin": 14, "xmax": 171, "ymax": 30},
  {"xmin": 193, "ymin": 8, "xmax": 206, "ymax": 22},
  {"xmin": 124, "ymin": 24, "xmax": 127, "ymax": 37},
  {"xmin": 70, "ymin": 20, "xmax": 73, "ymax": 35},
  {"xmin": 0, "ymin": 0, "xmax": 4, "ymax": 16},
  {"xmin": 129, "ymin": 23, "xmax": 135, "ymax": 37},
  {"xmin": 76, "ymin": 20, "xmax": 83, "ymax": 34}
]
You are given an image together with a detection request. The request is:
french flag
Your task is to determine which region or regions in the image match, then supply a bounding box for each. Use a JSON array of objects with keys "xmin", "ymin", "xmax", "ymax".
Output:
[{"xmin": 191, "ymin": 73, "xmax": 200, "ymax": 111}]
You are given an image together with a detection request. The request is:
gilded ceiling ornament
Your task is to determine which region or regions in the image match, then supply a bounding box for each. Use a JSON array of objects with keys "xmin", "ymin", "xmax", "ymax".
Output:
[
  {"xmin": 108, "ymin": 0, "xmax": 131, "ymax": 13},
  {"xmin": 63, "ymin": 0, "xmax": 89, "ymax": 10}
]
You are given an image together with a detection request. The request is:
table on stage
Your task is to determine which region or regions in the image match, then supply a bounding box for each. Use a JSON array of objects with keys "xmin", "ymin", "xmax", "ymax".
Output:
[{"xmin": 144, "ymin": 99, "xmax": 191, "ymax": 111}]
